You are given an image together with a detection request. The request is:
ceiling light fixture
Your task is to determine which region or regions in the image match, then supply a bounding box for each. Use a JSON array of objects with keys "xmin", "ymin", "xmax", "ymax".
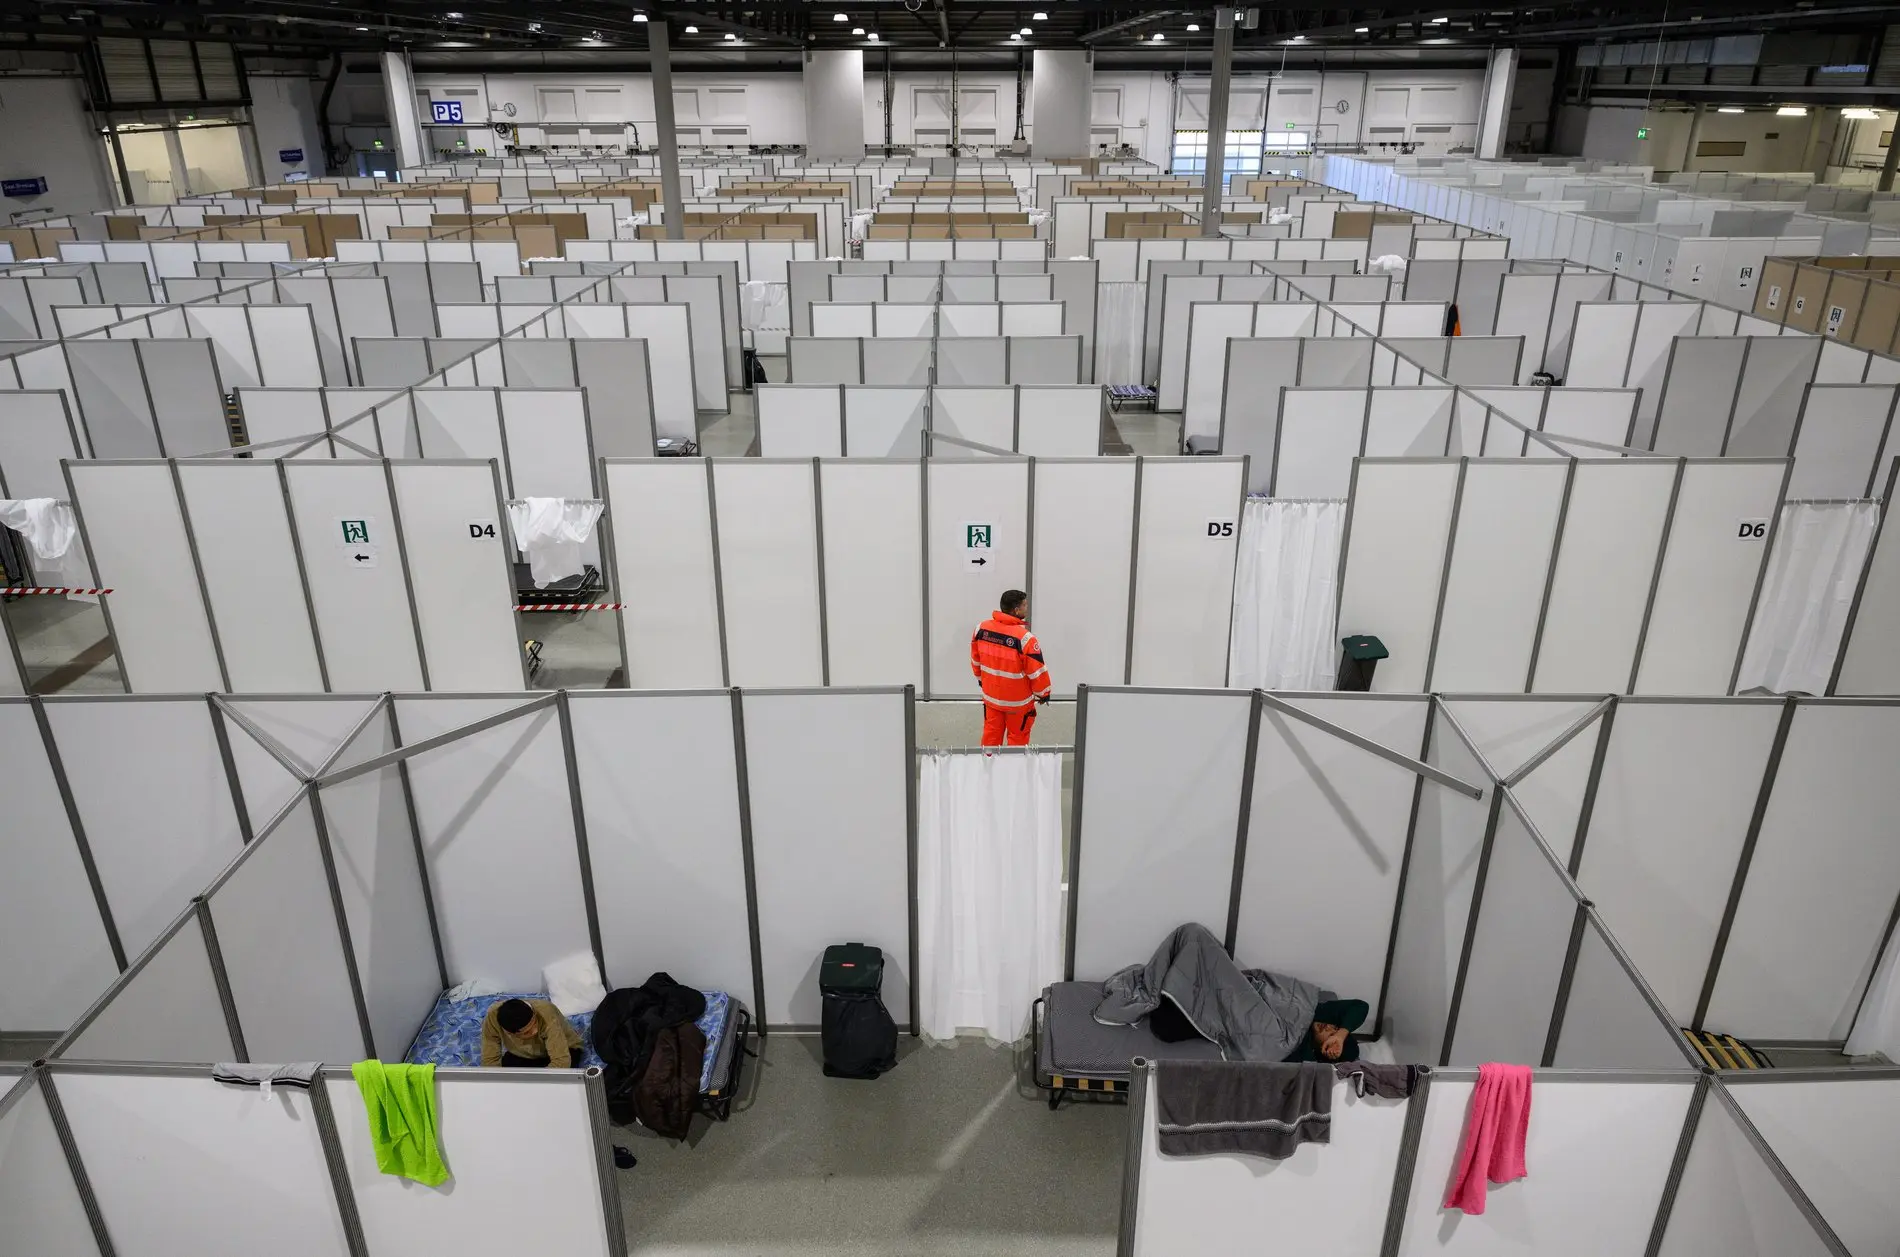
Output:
[
  {"xmin": 867, "ymin": 31, "xmax": 878, "ymax": 40},
  {"xmin": 852, "ymin": 26, "xmax": 864, "ymax": 34},
  {"xmin": 527, "ymin": 21, "xmax": 540, "ymax": 30},
  {"xmin": 724, "ymin": 32, "xmax": 737, "ymax": 39},
  {"xmin": 1776, "ymin": 105, "xmax": 1807, "ymax": 116},
  {"xmin": 444, "ymin": 10, "xmax": 462, "ymax": 17},
  {"xmin": 1020, "ymin": 26, "xmax": 1032, "ymax": 34},
  {"xmin": 1186, "ymin": 22, "xmax": 1199, "ymax": 30},
  {"xmin": 1010, "ymin": 32, "xmax": 1022, "ymax": 39},
  {"xmin": 1843, "ymin": 107, "xmax": 1881, "ymax": 120},
  {"xmin": 1032, "ymin": 10, "xmax": 1047, "ymax": 18},
  {"xmin": 1151, "ymin": 31, "xmax": 1164, "ymax": 40},
  {"xmin": 1430, "ymin": 15, "xmax": 1448, "ymax": 22},
  {"xmin": 1355, "ymin": 26, "xmax": 1369, "ymax": 33},
  {"xmin": 356, "ymin": 24, "xmax": 368, "ymax": 30},
  {"xmin": 1717, "ymin": 106, "xmax": 1745, "ymax": 113},
  {"xmin": 684, "ymin": 25, "xmax": 698, "ymax": 33},
  {"xmin": 833, "ymin": 11, "xmax": 849, "ymax": 20},
  {"xmin": 632, "ymin": 12, "xmax": 647, "ymax": 20}
]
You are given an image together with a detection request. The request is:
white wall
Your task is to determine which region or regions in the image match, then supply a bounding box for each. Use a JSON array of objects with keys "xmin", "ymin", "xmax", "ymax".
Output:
[
  {"xmin": 865, "ymin": 71, "xmax": 1026, "ymax": 149},
  {"xmin": 250, "ymin": 72, "xmax": 328, "ymax": 180},
  {"xmin": 410, "ymin": 70, "xmax": 809, "ymax": 151},
  {"xmin": 1565, "ymin": 103, "xmax": 1820, "ymax": 172},
  {"xmin": 806, "ymin": 51, "xmax": 866, "ymax": 159},
  {"xmin": 1090, "ymin": 73, "xmax": 1175, "ymax": 165},
  {"xmin": 0, "ymin": 74, "xmax": 119, "ymax": 216}
]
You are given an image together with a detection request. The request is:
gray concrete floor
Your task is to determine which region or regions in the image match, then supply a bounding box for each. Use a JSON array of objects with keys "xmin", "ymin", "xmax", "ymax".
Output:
[{"xmin": 612, "ymin": 1033, "xmax": 1123, "ymax": 1257}]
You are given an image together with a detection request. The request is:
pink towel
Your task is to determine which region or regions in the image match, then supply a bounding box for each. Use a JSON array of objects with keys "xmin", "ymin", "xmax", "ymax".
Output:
[{"xmin": 1443, "ymin": 1062, "xmax": 1532, "ymax": 1215}]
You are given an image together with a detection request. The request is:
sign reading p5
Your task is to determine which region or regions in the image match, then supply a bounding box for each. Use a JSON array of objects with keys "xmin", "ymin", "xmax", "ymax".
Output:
[{"xmin": 430, "ymin": 99, "xmax": 465, "ymax": 125}]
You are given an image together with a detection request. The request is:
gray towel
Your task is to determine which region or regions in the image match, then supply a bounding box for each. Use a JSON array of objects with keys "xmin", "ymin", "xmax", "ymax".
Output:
[
  {"xmin": 212, "ymin": 1062, "xmax": 322, "ymax": 1094},
  {"xmin": 1154, "ymin": 1060, "xmax": 1333, "ymax": 1159},
  {"xmin": 1335, "ymin": 1061, "xmax": 1418, "ymax": 1099}
]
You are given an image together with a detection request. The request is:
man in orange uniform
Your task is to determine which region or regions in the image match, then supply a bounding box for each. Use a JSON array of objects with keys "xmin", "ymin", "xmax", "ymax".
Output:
[{"xmin": 971, "ymin": 589, "xmax": 1052, "ymax": 747}]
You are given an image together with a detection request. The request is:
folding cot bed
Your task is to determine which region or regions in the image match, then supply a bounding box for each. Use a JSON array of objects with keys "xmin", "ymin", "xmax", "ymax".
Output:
[
  {"xmin": 407, "ymin": 988, "xmax": 752, "ymax": 1121},
  {"xmin": 1033, "ymin": 981, "xmax": 1224, "ymax": 1109}
]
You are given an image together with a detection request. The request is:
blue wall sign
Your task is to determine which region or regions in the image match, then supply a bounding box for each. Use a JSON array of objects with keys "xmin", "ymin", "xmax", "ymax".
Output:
[
  {"xmin": 430, "ymin": 100, "xmax": 465, "ymax": 125},
  {"xmin": 2, "ymin": 177, "xmax": 48, "ymax": 198},
  {"xmin": 279, "ymin": 148, "xmax": 305, "ymax": 163}
]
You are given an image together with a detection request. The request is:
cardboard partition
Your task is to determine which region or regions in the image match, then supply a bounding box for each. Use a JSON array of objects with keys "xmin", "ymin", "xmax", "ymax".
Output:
[{"xmin": 742, "ymin": 689, "xmax": 911, "ymax": 1029}]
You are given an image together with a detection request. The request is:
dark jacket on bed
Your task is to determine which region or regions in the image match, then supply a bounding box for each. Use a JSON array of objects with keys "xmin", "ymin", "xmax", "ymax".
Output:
[{"xmin": 592, "ymin": 973, "xmax": 707, "ymax": 1139}]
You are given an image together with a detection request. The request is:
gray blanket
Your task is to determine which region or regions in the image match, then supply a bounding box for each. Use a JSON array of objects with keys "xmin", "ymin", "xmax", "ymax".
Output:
[{"xmin": 1095, "ymin": 922, "xmax": 1323, "ymax": 1062}]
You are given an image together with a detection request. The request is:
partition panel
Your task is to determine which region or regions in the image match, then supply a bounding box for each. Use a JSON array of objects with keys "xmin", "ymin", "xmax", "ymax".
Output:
[
  {"xmin": 1384, "ymin": 706, "xmax": 1492, "ymax": 1062},
  {"xmin": 758, "ymin": 386, "xmax": 844, "ymax": 458},
  {"xmin": 57, "ymin": 1071, "xmax": 351, "ymax": 1257},
  {"xmin": 1634, "ymin": 460, "xmax": 1786, "ymax": 694},
  {"xmin": 499, "ymin": 389, "xmax": 593, "ymax": 499},
  {"xmin": 926, "ymin": 459, "xmax": 1029, "ymax": 698},
  {"xmin": 1431, "ymin": 462, "xmax": 1568, "ymax": 691},
  {"xmin": 45, "ymin": 698, "xmax": 243, "ymax": 958},
  {"xmin": 1727, "ymin": 338, "xmax": 1822, "ymax": 457},
  {"xmin": 1274, "ymin": 389, "xmax": 1367, "ymax": 498},
  {"xmin": 0, "ymin": 1079, "xmax": 98, "ymax": 1256},
  {"xmin": 1532, "ymin": 461, "xmax": 1678, "ymax": 693},
  {"xmin": 1396, "ymin": 1078, "xmax": 1692, "ymax": 1256},
  {"xmin": 1834, "ymin": 492, "xmax": 1900, "ymax": 695},
  {"xmin": 1656, "ymin": 1092, "xmax": 1840, "ymax": 1257},
  {"xmin": 1029, "ymin": 460, "xmax": 1135, "ymax": 696},
  {"xmin": 1446, "ymin": 802, "xmax": 1577, "ymax": 1065},
  {"xmin": 1706, "ymin": 703, "xmax": 1900, "ymax": 1040},
  {"xmin": 1654, "ymin": 339, "xmax": 1747, "ymax": 454},
  {"xmin": 1363, "ymin": 388, "xmax": 1455, "ymax": 459},
  {"xmin": 219, "ymin": 697, "xmax": 378, "ymax": 821},
  {"xmin": 282, "ymin": 462, "xmax": 426, "ymax": 692},
  {"xmin": 1566, "ymin": 302, "xmax": 1640, "ymax": 386},
  {"xmin": 789, "ymin": 337, "xmax": 863, "ymax": 384},
  {"xmin": 863, "ymin": 338, "xmax": 934, "ymax": 385},
  {"xmin": 413, "ymin": 388, "xmax": 504, "ymax": 466},
  {"xmin": 331, "ymin": 1071, "xmax": 611, "ymax": 1257},
  {"xmin": 0, "ymin": 702, "xmax": 118, "ymax": 1030},
  {"xmin": 60, "ymin": 916, "xmax": 234, "ymax": 1063},
  {"xmin": 1553, "ymin": 917, "xmax": 1704, "ymax": 1068},
  {"xmin": 1576, "ymin": 700, "xmax": 1783, "ymax": 1022},
  {"xmin": 1788, "ymin": 385, "xmax": 1895, "ymax": 500},
  {"xmin": 63, "ymin": 340, "xmax": 161, "ymax": 457},
  {"xmin": 815, "ymin": 460, "xmax": 923, "ymax": 686},
  {"xmin": 67, "ymin": 461, "xmax": 224, "ymax": 691},
  {"xmin": 175, "ymin": 460, "xmax": 325, "ymax": 692},
  {"xmin": 743, "ymin": 690, "xmax": 911, "ymax": 1028},
  {"xmin": 845, "ymin": 385, "xmax": 927, "ymax": 456},
  {"xmin": 398, "ymin": 698, "xmax": 591, "ymax": 992},
  {"xmin": 1234, "ymin": 695, "xmax": 1425, "ymax": 1016},
  {"xmin": 1183, "ymin": 303, "xmax": 1259, "ymax": 438},
  {"xmin": 1729, "ymin": 1077, "xmax": 1900, "ymax": 1257},
  {"xmin": 207, "ymin": 793, "xmax": 364, "ymax": 1062},
  {"xmin": 1129, "ymin": 458, "xmax": 1244, "ymax": 687},
  {"xmin": 568, "ymin": 693, "xmax": 752, "ymax": 999},
  {"xmin": 1131, "ymin": 1073, "xmax": 1408, "ymax": 1257},
  {"xmin": 930, "ymin": 386, "xmax": 1014, "ymax": 451},
  {"xmin": 316, "ymin": 715, "xmax": 443, "ymax": 1061},
  {"xmin": 1071, "ymin": 689, "xmax": 1251, "ymax": 981},
  {"xmin": 604, "ymin": 461, "xmax": 724, "ymax": 687},
  {"xmin": 619, "ymin": 306, "xmax": 695, "ymax": 437},
  {"xmin": 712, "ymin": 461, "xmax": 824, "ymax": 687},
  {"xmin": 1016, "ymin": 386, "xmax": 1103, "ymax": 457},
  {"xmin": 390, "ymin": 462, "xmax": 522, "ymax": 691},
  {"xmin": 1335, "ymin": 460, "xmax": 1461, "ymax": 692}
]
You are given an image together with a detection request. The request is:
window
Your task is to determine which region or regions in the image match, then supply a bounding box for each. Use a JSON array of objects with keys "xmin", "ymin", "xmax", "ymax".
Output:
[
  {"xmin": 1264, "ymin": 131, "xmax": 1310, "ymax": 153},
  {"xmin": 1171, "ymin": 129, "xmax": 1264, "ymax": 185}
]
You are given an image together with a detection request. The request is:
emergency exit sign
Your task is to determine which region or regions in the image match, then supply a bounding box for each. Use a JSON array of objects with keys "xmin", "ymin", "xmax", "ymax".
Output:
[{"xmin": 1636, "ymin": 127, "xmax": 1650, "ymax": 140}]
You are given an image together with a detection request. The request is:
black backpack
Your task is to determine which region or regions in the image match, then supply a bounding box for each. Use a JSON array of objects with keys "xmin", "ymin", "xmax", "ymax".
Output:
[{"xmin": 819, "ymin": 943, "xmax": 898, "ymax": 1079}]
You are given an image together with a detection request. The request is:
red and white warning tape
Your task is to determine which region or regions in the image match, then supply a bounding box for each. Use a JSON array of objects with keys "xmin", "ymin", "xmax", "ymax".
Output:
[
  {"xmin": 2, "ymin": 586, "xmax": 113, "ymax": 596},
  {"xmin": 514, "ymin": 602, "xmax": 626, "ymax": 612}
]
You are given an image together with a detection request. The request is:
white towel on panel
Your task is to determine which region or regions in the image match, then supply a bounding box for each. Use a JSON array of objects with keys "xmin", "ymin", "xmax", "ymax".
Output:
[
  {"xmin": 1228, "ymin": 498, "xmax": 1347, "ymax": 691},
  {"xmin": 916, "ymin": 750, "xmax": 1064, "ymax": 1044},
  {"xmin": 506, "ymin": 498, "xmax": 605, "ymax": 589},
  {"xmin": 1734, "ymin": 502, "xmax": 1880, "ymax": 696},
  {"xmin": 740, "ymin": 280, "xmax": 790, "ymax": 332},
  {"xmin": 0, "ymin": 497, "xmax": 88, "ymax": 586}
]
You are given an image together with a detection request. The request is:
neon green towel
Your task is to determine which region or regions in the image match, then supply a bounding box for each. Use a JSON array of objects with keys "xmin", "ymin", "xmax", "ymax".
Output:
[{"xmin": 351, "ymin": 1061, "xmax": 449, "ymax": 1186}]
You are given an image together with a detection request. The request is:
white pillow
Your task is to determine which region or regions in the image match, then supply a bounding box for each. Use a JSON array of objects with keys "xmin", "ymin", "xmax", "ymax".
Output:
[{"xmin": 544, "ymin": 952, "xmax": 607, "ymax": 1017}]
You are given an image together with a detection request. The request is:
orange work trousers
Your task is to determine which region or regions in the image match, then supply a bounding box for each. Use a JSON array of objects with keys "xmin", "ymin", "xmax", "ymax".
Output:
[{"xmin": 981, "ymin": 704, "xmax": 1036, "ymax": 747}]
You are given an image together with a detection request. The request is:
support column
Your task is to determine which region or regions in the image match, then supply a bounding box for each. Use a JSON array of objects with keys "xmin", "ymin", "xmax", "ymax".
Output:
[
  {"xmin": 649, "ymin": 21, "xmax": 687, "ymax": 241},
  {"xmin": 1200, "ymin": 15, "xmax": 1233, "ymax": 237},
  {"xmin": 1031, "ymin": 49, "xmax": 1092, "ymax": 158},
  {"xmin": 804, "ymin": 50, "xmax": 867, "ymax": 160},
  {"xmin": 1476, "ymin": 46, "xmax": 1519, "ymax": 160},
  {"xmin": 379, "ymin": 50, "xmax": 425, "ymax": 172},
  {"xmin": 1881, "ymin": 113, "xmax": 1900, "ymax": 192},
  {"xmin": 1681, "ymin": 102, "xmax": 1706, "ymax": 173}
]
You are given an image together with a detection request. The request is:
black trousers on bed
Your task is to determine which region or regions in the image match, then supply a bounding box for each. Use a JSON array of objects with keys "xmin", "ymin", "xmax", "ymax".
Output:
[{"xmin": 501, "ymin": 1052, "xmax": 551, "ymax": 1068}]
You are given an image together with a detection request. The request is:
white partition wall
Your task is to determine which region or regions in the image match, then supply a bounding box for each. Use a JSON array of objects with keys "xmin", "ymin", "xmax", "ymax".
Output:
[
  {"xmin": 1030, "ymin": 459, "xmax": 1136, "ymax": 695},
  {"xmin": 0, "ymin": 1076, "xmax": 98, "ymax": 1256},
  {"xmin": 742, "ymin": 689, "xmax": 911, "ymax": 1028},
  {"xmin": 1128, "ymin": 458, "xmax": 1244, "ymax": 687},
  {"xmin": 388, "ymin": 461, "xmax": 523, "ymax": 691},
  {"xmin": 1429, "ymin": 461, "xmax": 1569, "ymax": 691},
  {"xmin": 1728, "ymin": 1075, "xmax": 1900, "ymax": 1257},
  {"xmin": 67, "ymin": 460, "xmax": 226, "ymax": 692},
  {"xmin": 1834, "ymin": 484, "xmax": 1900, "ymax": 696},
  {"xmin": 567, "ymin": 691, "xmax": 756, "ymax": 1005},
  {"xmin": 1334, "ymin": 460, "xmax": 1461, "ymax": 692},
  {"xmin": 59, "ymin": 909, "xmax": 235, "ymax": 1064},
  {"xmin": 817, "ymin": 460, "xmax": 924, "ymax": 687},
  {"xmin": 1069, "ymin": 688, "xmax": 1252, "ymax": 981},
  {"xmin": 1656, "ymin": 1088, "xmax": 1843, "ymax": 1257},
  {"xmin": 926, "ymin": 459, "xmax": 1029, "ymax": 698},
  {"xmin": 711, "ymin": 460, "xmax": 825, "ymax": 687},
  {"xmin": 397, "ymin": 697, "xmax": 592, "ymax": 992},
  {"xmin": 603, "ymin": 460, "xmax": 725, "ymax": 688}
]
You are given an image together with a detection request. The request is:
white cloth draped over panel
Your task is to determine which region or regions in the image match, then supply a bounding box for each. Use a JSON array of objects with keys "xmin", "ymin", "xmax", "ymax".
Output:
[
  {"xmin": 1228, "ymin": 498, "xmax": 1347, "ymax": 691},
  {"xmin": 1734, "ymin": 501, "xmax": 1880, "ymax": 696},
  {"xmin": 0, "ymin": 497, "xmax": 86, "ymax": 585},
  {"xmin": 506, "ymin": 498, "xmax": 605, "ymax": 588},
  {"xmin": 1095, "ymin": 281, "xmax": 1146, "ymax": 386},
  {"xmin": 917, "ymin": 750, "xmax": 1064, "ymax": 1043}
]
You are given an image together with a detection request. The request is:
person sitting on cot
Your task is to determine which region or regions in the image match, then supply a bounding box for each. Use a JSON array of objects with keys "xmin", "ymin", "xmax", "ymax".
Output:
[
  {"xmin": 1285, "ymin": 998, "xmax": 1371, "ymax": 1063},
  {"xmin": 481, "ymin": 997, "xmax": 584, "ymax": 1068}
]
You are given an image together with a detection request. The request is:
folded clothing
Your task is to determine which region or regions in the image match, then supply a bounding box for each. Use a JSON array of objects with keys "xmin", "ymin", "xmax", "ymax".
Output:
[
  {"xmin": 1155, "ymin": 1060, "xmax": 1334, "ymax": 1160},
  {"xmin": 212, "ymin": 1062, "xmax": 321, "ymax": 1094}
]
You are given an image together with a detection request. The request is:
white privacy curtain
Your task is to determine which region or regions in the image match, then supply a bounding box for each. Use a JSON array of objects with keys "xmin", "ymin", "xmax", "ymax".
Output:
[
  {"xmin": 1847, "ymin": 924, "xmax": 1900, "ymax": 1062},
  {"xmin": 1734, "ymin": 502, "xmax": 1880, "ymax": 696},
  {"xmin": 1228, "ymin": 498, "xmax": 1347, "ymax": 690},
  {"xmin": 917, "ymin": 750, "xmax": 1064, "ymax": 1043},
  {"xmin": 1095, "ymin": 281, "xmax": 1146, "ymax": 385}
]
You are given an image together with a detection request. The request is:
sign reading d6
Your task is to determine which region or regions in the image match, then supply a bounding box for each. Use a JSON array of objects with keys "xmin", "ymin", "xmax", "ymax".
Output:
[{"xmin": 1737, "ymin": 519, "xmax": 1767, "ymax": 540}]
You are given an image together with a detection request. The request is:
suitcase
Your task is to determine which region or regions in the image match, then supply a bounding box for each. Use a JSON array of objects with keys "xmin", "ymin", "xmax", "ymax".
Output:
[{"xmin": 820, "ymin": 943, "xmax": 898, "ymax": 1079}]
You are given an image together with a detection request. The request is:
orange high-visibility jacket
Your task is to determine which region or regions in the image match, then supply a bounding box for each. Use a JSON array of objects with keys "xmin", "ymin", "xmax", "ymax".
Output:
[{"xmin": 971, "ymin": 611, "xmax": 1052, "ymax": 708}]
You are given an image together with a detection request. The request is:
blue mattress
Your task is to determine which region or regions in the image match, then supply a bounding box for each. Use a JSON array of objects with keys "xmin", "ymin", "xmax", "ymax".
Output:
[{"xmin": 407, "ymin": 990, "xmax": 733, "ymax": 1094}]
